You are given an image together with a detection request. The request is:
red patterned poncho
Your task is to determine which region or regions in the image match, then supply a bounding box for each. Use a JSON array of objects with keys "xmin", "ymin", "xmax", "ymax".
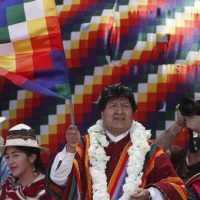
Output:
[
  {"xmin": 1, "ymin": 173, "xmax": 49, "ymax": 200},
  {"xmin": 46, "ymin": 134, "xmax": 187, "ymax": 200}
]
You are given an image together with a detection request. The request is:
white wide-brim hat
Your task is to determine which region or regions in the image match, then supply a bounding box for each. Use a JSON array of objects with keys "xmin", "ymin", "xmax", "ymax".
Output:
[
  {"xmin": 0, "ymin": 117, "xmax": 6, "ymax": 123},
  {"xmin": 0, "ymin": 117, "xmax": 6, "ymax": 146},
  {"xmin": 0, "ymin": 123, "xmax": 49, "ymax": 153}
]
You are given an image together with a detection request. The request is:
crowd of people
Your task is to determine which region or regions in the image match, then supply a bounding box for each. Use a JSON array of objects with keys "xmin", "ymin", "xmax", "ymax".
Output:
[{"xmin": 0, "ymin": 83, "xmax": 199, "ymax": 199}]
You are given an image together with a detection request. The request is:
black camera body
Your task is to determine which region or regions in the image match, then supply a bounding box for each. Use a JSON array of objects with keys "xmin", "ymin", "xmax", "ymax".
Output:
[
  {"xmin": 179, "ymin": 97, "xmax": 200, "ymax": 116},
  {"xmin": 179, "ymin": 98, "xmax": 200, "ymax": 152}
]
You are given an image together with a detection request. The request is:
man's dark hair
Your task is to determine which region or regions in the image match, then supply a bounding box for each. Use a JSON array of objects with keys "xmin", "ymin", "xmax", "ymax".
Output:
[{"xmin": 98, "ymin": 83, "xmax": 137, "ymax": 112}]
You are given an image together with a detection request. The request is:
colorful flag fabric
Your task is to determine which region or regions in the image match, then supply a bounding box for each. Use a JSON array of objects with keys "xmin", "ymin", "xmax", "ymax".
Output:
[
  {"xmin": 0, "ymin": 0, "xmax": 200, "ymax": 158},
  {"xmin": 0, "ymin": 0, "xmax": 70, "ymax": 99},
  {"xmin": 1, "ymin": 65, "xmax": 200, "ymax": 157},
  {"xmin": 57, "ymin": 0, "xmax": 200, "ymax": 82}
]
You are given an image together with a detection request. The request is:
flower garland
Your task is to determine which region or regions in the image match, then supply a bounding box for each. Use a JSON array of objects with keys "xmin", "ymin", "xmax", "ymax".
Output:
[{"xmin": 88, "ymin": 119, "xmax": 151, "ymax": 200}]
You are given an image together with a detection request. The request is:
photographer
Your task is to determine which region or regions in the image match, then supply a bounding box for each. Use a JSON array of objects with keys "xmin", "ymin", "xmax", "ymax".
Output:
[{"xmin": 155, "ymin": 98, "xmax": 200, "ymax": 200}]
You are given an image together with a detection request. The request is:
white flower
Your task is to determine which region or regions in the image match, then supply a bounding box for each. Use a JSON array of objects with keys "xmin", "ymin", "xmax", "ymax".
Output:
[{"xmin": 88, "ymin": 119, "xmax": 151, "ymax": 200}]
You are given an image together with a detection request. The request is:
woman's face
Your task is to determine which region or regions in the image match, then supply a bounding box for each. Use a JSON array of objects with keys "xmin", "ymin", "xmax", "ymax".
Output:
[{"xmin": 5, "ymin": 146, "xmax": 35, "ymax": 180}]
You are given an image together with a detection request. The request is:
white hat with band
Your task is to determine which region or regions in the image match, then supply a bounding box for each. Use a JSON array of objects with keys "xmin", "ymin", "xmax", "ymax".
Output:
[
  {"xmin": 0, "ymin": 123, "xmax": 49, "ymax": 153},
  {"xmin": 0, "ymin": 116, "xmax": 6, "ymax": 123}
]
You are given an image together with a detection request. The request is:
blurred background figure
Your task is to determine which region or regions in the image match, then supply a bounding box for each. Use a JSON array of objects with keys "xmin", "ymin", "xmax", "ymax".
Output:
[
  {"xmin": 0, "ymin": 117, "xmax": 10, "ymax": 190},
  {"xmin": 0, "ymin": 123, "xmax": 50, "ymax": 199}
]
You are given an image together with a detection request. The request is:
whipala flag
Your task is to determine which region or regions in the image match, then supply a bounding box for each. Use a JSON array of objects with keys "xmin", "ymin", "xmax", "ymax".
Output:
[{"xmin": 0, "ymin": 0, "xmax": 71, "ymax": 99}]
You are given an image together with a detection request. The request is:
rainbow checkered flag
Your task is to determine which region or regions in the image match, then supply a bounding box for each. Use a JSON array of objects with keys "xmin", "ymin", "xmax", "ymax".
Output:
[{"xmin": 0, "ymin": 0, "xmax": 70, "ymax": 99}]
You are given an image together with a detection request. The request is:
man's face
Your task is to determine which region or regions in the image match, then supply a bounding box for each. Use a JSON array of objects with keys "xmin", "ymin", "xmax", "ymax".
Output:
[{"xmin": 101, "ymin": 97, "xmax": 133, "ymax": 136}]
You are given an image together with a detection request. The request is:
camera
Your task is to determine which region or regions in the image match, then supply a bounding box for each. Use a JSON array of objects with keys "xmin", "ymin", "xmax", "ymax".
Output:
[{"xmin": 179, "ymin": 97, "xmax": 200, "ymax": 116}]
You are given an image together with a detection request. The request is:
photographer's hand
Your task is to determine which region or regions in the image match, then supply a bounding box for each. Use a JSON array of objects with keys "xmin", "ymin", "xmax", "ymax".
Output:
[
  {"xmin": 176, "ymin": 109, "xmax": 186, "ymax": 128},
  {"xmin": 184, "ymin": 115, "xmax": 200, "ymax": 134},
  {"xmin": 154, "ymin": 110, "xmax": 186, "ymax": 151}
]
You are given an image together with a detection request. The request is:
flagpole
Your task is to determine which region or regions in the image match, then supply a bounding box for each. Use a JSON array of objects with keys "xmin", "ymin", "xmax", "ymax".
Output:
[{"xmin": 69, "ymin": 97, "xmax": 75, "ymax": 126}]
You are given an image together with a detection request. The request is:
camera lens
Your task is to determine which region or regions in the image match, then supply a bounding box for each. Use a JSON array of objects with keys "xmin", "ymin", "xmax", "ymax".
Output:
[{"xmin": 179, "ymin": 98, "xmax": 200, "ymax": 116}]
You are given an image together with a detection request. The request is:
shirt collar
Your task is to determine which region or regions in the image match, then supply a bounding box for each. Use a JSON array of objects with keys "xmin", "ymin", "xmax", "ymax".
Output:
[{"xmin": 106, "ymin": 130, "xmax": 129, "ymax": 143}]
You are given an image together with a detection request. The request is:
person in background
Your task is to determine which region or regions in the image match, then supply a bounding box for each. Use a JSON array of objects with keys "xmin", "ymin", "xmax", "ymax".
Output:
[
  {"xmin": 155, "ymin": 99, "xmax": 200, "ymax": 200},
  {"xmin": 0, "ymin": 116, "xmax": 10, "ymax": 189},
  {"xmin": 46, "ymin": 83, "xmax": 187, "ymax": 200},
  {"xmin": 0, "ymin": 137, "xmax": 10, "ymax": 189},
  {"xmin": 0, "ymin": 123, "xmax": 50, "ymax": 199}
]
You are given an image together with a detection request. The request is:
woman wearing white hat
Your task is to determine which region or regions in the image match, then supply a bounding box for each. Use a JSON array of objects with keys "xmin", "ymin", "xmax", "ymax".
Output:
[{"xmin": 0, "ymin": 123, "xmax": 50, "ymax": 199}]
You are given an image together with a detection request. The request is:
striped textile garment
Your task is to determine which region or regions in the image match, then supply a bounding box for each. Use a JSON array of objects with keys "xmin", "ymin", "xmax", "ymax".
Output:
[
  {"xmin": 1, "ymin": 173, "xmax": 49, "ymax": 199},
  {"xmin": 46, "ymin": 134, "xmax": 187, "ymax": 200},
  {"xmin": 0, "ymin": 155, "xmax": 10, "ymax": 189},
  {"xmin": 186, "ymin": 174, "xmax": 200, "ymax": 199}
]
